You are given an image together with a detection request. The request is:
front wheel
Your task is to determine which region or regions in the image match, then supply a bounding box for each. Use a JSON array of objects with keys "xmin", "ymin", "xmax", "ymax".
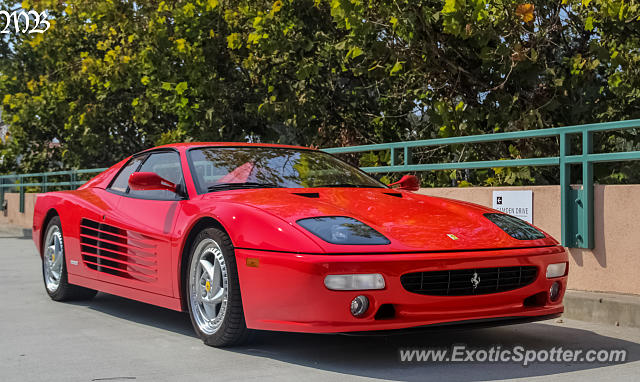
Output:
[
  {"xmin": 42, "ymin": 216, "xmax": 97, "ymax": 301},
  {"xmin": 186, "ymin": 227, "xmax": 252, "ymax": 347}
]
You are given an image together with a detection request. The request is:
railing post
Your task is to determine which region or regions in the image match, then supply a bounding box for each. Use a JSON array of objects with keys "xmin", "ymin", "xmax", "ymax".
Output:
[
  {"xmin": 42, "ymin": 174, "xmax": 48, "ymax": 193},
  {"xmin": 559, "ymin": 133, "xmax": 571, "ymax": 247},
  {"xmin": 404, "ymin": 146, "xmax": 412, "ymax": 166},
  {"xmin": 581, "ymin": 130, "xmax": 594, "ymax": 249},
  {"xmin": 0, "ymin": 177, "xmax": 4, "ymax": 210},
  {"xmin": 19, "ymin": 175, "xmax": 25, "ymax": 213},
  {"xmin": 390, "ymin": 147, "xmax": 396, "ymax": 166},
  {"xmin": 71, "ymin": 170, "xmax": 77, "ymax": 189}
]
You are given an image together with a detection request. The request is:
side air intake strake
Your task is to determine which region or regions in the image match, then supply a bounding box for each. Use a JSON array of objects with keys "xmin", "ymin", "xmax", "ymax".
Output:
[{"xmin": 79, "ymin": 218, "xmax": 157, "ymax": 282}]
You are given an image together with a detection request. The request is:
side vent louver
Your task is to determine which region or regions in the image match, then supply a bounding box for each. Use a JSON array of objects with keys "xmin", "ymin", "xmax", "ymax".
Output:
[{"xmin": 80, "ymin": 218, "xmax": 157, "ymax": 282}]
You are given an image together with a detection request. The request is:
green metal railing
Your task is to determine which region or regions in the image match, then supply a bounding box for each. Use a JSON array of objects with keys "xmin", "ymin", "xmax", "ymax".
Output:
[
  {"xmin": 1, "ymin": 119, "xmax": 640, "ymax": 248},
  {"xmin": 323, "ymin": 119, "xmax": 640, "ymax": 249},
  {"xmin": 0, "ymin": 168, "xmax": 107, "ymax": 214}
]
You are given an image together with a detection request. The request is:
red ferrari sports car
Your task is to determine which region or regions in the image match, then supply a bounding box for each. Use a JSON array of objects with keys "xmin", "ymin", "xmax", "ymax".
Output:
[{"xmin": 32, "ymin": 143, "xmax": 568, "ymax": 347}]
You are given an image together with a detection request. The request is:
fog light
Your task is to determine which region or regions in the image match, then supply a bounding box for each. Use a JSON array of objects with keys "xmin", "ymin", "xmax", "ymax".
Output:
[
  {"xmin": 350, "ymin": 295, "xmax": 369, "ymax": 317},
  {"xmin": 546, "ymin": 262, "xmax": 567, "ymax": 278},
  {"xmin": 549, "ymin": 281, "xmax": 561, "ymax": 302},
  {"xmin": 324, "ymin": 274, "xmax": 385, "ymax": 290}
]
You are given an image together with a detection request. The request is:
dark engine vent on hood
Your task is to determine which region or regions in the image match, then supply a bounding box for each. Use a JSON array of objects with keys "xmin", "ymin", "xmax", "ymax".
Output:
[
  {"xmin": 401, "ymin": 266, "xmax": 538, "ymax": 296},
  {"xmin": 292, "ymin": 192, "xmax": 320, "ymax": 198},
  {"xmin": 79, "ymin": 218, "xmax": 157, "ymax": 282},
  {"xmin": 383, "ymin": 192, "xmax": 403, "ymax": 198}
]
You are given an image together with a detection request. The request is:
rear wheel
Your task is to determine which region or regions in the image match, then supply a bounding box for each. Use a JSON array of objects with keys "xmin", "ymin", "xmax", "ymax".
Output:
[
  {"xmin": 42, "ymin": 216, "xmax": 97, "ymax": 301},
  {"xmin": 186, "ymin": 227, "xmax": 252, "ymax": 347}
]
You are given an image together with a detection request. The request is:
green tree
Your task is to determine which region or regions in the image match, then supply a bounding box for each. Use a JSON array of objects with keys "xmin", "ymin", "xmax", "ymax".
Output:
[{"xmin": 1, "ymin": 0, "xmax": 639, "ymax": 185}]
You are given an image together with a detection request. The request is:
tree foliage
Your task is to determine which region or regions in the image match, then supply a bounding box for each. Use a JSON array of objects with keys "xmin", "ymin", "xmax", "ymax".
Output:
[{"xmin": 1, "ymin": 0, "xmax": 639, "ymax": 185}]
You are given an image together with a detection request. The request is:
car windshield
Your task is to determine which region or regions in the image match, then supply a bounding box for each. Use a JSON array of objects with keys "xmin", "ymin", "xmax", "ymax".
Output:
[{"xmin": 188, "ymin": 147, "xmax": 386, "ymax": 193}]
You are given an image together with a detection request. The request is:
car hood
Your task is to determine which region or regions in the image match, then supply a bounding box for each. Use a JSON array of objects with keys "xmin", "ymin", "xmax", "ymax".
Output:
[{"xmin": 203, "ymin": 188, "xmax": 557, "ymax": 253}]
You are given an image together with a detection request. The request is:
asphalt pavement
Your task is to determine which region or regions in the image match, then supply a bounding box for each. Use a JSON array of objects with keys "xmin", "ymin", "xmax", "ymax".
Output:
[{"xmin": 1, "ymin": 233, "xmax": 639, "ymax": 381}]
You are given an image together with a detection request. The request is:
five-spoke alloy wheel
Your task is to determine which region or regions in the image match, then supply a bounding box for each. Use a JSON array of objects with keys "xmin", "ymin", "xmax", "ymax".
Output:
[
  {"xmin": 41, "ymin": 216, "xmax": 97, "ymax": 301},
  {"xmin": 189, "ymin": 238, "xmax": 229, "ymax": 335},
  {"xmin": 186, "ymin": 227, "xmax": 251, "ymax": 347},
  {"xmin": 43, "ymin": 223, "xmax": 64, "ymax": 293}
]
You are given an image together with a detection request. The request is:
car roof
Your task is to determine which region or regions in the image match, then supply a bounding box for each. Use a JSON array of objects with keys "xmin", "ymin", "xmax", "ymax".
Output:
[{"xmin": 149, "ymin": 142, "xmax": 313, "ymax": 152}]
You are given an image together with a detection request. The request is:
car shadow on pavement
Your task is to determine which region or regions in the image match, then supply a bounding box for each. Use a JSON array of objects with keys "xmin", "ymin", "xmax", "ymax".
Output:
[
  {"xmin": 234, "ymin": 323, "xmax": 640, "ymax": 381},
  {"xmin": 71, "ymin": 293, "xmax": 639, "ymax": 381},
  {"xmin": 70, "ymin": 292, "xmax": 197, "ymax": 338}
]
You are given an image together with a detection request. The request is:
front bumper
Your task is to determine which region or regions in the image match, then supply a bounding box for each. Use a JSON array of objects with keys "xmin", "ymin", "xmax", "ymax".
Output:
[{"xmin": 235, "ymin": 245, "xmax": 568, "ymax": 333}]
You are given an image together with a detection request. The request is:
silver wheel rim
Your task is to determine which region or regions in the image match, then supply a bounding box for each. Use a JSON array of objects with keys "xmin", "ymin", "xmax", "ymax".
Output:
[
  {"xmin": 189, "ymin": 238, "xmax": 229, "ymax": 335},
  {"xmin": 44, "ymin": 225, "xmax": 64, "ymax": 293}
]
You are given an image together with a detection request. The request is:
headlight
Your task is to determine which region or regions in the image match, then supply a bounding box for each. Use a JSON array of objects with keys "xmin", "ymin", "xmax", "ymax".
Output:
[
  {"xmin": 324, "ymin": 274, "xmax": 386, "ymax": 290},
  {"xmin": 546, "ymin": 262, "xmax": 567, "ymax": 278},
  {"xmin": 297, "ymin": 216, "xmax": 390, "ymax": 245},
  {"xmin": 484, "ymin": 213, "xmax": 546, "ymax": 240}
]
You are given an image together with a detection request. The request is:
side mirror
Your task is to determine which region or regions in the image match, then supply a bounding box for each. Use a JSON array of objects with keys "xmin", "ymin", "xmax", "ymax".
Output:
[
  {"xmin": 129, "ymin": 172, "xmax": 177, "ymax": 193},
  {"xmin": 388, "ymin": 174, "xmax": 420, "ymax": 192}
]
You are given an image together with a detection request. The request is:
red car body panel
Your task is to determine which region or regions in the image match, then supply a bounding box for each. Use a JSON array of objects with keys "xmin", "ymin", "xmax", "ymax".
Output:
[
  {"xmin": 236, "ymin": 246, "xmax": 566, "ymax": 332},
  {"xmin": 32, "ymin": 142, "xmax": 568, "ymax": 333}
]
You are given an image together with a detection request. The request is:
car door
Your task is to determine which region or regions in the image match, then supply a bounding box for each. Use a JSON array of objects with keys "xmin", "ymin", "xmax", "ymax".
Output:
[{"xmin": 85, "ymin": 150, "xmax": 185, "ymax": 297}]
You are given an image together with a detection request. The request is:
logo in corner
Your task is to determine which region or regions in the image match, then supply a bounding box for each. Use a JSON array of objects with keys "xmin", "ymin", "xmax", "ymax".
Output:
[
  {"xmin": 471, "ymin": 272, "xmax": 481, "ymax": 289},
  {"xmin": 446, "ymin": 233, "xmax": 459, "ymax": 240}
]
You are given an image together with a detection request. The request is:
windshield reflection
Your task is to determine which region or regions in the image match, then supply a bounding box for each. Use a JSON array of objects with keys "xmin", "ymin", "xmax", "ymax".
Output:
[{"xmin": 188, "ymin": 147, "xmax": 385, "ymax": 193}]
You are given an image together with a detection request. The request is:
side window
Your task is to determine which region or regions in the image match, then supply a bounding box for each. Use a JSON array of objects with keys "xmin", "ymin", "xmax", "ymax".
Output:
[
  {"xmin": 128, "ymin": 151, "xmax": 184, "ymax": 200},
  {"xmin": 109, "ymin": 156, "xmax": 145, "ymax": 193}
]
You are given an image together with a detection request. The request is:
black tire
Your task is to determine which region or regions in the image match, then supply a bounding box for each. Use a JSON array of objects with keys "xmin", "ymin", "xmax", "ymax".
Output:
[
  {"xmin": 185, "ymin": 227, "xmax": 252, "ymax": 347},
  {"xmin": 41, "ymin": 216, "xmax": 97, "ymax": 301}
]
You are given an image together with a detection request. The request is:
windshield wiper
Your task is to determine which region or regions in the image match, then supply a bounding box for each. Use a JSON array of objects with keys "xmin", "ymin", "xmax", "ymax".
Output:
[
  {"xmin": 207, "ymin": 182, "xmax": 281, "ymax": 192},
  {"xmin": 312, "ymin": 183, "xmax": 384, "ymax": 188}
]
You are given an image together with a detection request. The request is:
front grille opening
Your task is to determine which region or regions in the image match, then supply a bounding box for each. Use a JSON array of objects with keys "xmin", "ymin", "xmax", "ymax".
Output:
[
  {"xmin": 523, "ymin": 291, "xmax": 547, "ymax": 307},
  {"xmin": 401, "ymin": 266, "xmax": 538, "ymax": 296},
  {"xmin": 374, "ymin": 304, "xmax": 396, "ymax": 320}
]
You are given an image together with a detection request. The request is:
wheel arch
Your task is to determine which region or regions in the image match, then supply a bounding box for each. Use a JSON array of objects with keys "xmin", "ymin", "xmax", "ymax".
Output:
[{"xmin": 178, "ymin": 216, "xmax": 230, "ymax": 311}]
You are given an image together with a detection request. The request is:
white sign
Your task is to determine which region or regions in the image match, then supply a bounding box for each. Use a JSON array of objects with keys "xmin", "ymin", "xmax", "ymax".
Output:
[{"xmin": 492, "ymin": 190, "xmax": 533, "ymax": 223}]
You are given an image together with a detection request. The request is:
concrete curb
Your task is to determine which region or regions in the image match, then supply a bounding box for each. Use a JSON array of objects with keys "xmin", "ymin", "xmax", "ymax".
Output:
[
  {"xmin": 563, "ymin": 290, "xmax": 640, "ymax": 328},
  {"xmin": 0, "ymin": 225, "xmax": 32, "ymax": 239}
]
